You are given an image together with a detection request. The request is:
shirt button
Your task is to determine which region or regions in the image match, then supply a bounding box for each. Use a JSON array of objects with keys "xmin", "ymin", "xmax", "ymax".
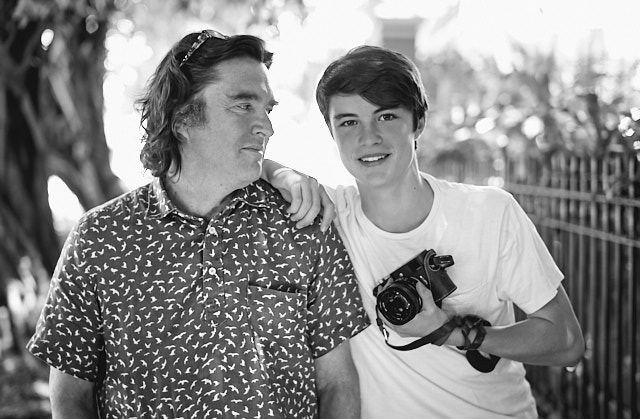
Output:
[
  {"xmin": 207, "ymin": 226, "xmax": 216, "ymax": 235},
  {"xmin": 208, "ymin": 267, "xmax": 216, "ymax": 275}
]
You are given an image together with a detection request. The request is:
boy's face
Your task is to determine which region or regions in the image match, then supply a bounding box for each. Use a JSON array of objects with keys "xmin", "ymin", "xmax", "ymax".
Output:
[{"xmin": 328, "ymin": 94, "xmax": 424, "ymax": 191}]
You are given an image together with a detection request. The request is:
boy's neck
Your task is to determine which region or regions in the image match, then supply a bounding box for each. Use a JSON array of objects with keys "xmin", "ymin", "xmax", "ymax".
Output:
[{"xmin": 358, "ymin": 173, "xmax": 433, "ymax": 234}]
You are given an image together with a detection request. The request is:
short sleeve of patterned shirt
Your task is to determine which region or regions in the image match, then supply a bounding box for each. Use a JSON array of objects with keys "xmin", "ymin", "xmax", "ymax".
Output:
[{"xmin": 27, "ymin": 178, "xmax": 369, "ymax": 419}]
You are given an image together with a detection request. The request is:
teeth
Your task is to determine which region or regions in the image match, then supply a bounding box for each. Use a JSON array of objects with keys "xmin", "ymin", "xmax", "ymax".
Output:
[{"xmin": 360, "ymin": 155, "xmax": 386, "ymax": 162}]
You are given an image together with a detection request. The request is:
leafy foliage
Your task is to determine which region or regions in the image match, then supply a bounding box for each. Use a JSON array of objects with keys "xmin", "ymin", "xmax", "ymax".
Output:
[{"xmin": 418, "ymin": 41, "xmax": 640, "ymax": 178}]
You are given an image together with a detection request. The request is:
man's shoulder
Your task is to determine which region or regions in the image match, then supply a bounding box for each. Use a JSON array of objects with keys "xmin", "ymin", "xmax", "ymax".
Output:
[
  {"xmin": 246, "ymin": 180, "xmax": 323, "ymax": 230},
  {"xmin": 247, "ymin": 179, "xmax": 293, "ymax": 210},
  {"xmin": 78, "ymin": 184, "xmax": 152, "ymax": 228}
]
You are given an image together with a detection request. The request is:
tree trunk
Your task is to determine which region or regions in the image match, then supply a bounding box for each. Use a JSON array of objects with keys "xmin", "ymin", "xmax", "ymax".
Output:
[{"xmin": 0, "ymin": 0, "xmax": 125, "ymax": 354}]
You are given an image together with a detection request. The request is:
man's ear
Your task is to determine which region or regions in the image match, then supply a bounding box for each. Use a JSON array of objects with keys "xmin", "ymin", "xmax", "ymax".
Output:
[{"xmin": 173, "ymin": 118, "xmax": 189, "ymax": 142}]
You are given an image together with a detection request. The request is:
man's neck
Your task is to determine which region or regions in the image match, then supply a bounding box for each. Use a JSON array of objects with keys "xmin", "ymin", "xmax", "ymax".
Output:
[
  {"xmin": 358, "ymin": 173, "xmax": 433, "ymax": 234},
  {"xmin": 164, "ymin": 174, "xmax": 239, "ymax": 220}
]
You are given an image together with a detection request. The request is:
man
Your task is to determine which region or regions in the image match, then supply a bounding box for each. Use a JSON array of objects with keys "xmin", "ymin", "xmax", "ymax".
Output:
[
  {"xmin": 265, "ymin": 45, "xmax": 584, "ymax": 418},
  {"xmin": 27, "ymin": 30, "xmax": 368, "ymax": 419}
]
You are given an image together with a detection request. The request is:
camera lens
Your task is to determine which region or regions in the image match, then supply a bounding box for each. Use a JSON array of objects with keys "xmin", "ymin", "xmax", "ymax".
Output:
[{"xmin": 377, "ymin": 282, "xmax": 422, "ymax": 325}]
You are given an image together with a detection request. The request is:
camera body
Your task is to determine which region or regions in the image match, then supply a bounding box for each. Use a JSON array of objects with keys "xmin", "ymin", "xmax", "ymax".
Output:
[{"xmin": 373, "ymin": 249, "xmax": 456, "ymax": 325}]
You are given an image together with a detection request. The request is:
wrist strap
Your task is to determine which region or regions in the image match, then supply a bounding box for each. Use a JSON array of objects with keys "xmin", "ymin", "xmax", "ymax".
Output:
[
  {"xmin": 454, "ymin": 315, "xmax": 501, "ymax": 372},
  {"xmin": 455, "ymin": 315, "xmax": 489, "ymax": 351},
  {"xmin": 465, "ymin": 349, "xmax": 501, "ymax": 373},
  {"xmin": 376, "ymin": 312, "xmax": 501, "ymax": 373}
]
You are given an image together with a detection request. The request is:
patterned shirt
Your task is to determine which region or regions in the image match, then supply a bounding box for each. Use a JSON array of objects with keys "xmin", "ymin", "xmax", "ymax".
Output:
[{"xmin": 27, "ymin": 178, "xmax": 368, "ymax": 419}]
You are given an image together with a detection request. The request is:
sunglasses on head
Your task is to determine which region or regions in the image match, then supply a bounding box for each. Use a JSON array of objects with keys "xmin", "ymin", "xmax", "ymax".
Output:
[{"xmin": 179, "ymin": 29, "xmax": 229, "ymax": 68}]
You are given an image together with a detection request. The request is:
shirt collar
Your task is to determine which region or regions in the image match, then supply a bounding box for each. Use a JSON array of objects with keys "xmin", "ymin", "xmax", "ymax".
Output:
[
  {"xmin": 145, "ymin": 178, "xmax": 178, "ymax": 220},
  {"xmin": 146, "ymin": 178, "xmax": 271, "ymax": 221}
]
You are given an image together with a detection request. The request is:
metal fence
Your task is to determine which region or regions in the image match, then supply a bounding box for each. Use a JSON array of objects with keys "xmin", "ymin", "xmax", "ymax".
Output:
[{"xmin": 426, "ymin": 150, "xmax": 640, "ymax": 419}]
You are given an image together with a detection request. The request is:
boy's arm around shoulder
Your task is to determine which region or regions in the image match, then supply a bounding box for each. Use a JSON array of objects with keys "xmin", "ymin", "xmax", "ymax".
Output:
[{"xmin": 262, "ymin": 159, "xmax": 336, "ymax": 231}]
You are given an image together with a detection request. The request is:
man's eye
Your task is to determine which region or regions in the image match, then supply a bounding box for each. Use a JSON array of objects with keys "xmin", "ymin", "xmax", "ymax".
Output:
[
  {"xmin": 340, "ymin": 120, "xmax": 357, "ymax": 127},
  {"xmin": 238, "ymin": 103, "xmax": 251, "ymax": 110}
]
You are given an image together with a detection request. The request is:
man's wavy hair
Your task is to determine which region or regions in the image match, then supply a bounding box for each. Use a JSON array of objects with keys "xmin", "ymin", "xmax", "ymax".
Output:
[
  {"xmin": 136, "ymin": 31, "xmax": 273, "ymax": 178},
  {"xmin": 316, "ymin": 45, "xmax": 428, "ymax": 132}
]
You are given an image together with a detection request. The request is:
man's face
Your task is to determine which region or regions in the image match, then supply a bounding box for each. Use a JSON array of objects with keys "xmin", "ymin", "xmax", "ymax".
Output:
[
  {"xmin": 178, "ymin": 56, "xmax": 277, "ymax": 190},
  {"xmin": 328, "ymin": 94, "xmax": 424, "ymax": 191}
]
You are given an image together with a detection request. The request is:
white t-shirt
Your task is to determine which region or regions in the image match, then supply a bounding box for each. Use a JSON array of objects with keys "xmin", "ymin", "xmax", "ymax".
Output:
[{"xmin": 328, "ymin": 173, "xmax": 563, "ymax": 419}]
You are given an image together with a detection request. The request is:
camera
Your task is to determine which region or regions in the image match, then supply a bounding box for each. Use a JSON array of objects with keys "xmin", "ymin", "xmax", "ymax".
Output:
[{"xmin": 373, "ymin": 249, "xmax": 457, "ymax": 325}]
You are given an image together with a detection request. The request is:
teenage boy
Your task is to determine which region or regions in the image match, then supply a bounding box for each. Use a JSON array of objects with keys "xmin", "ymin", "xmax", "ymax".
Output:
[{"xmin": 265, "ymin": 45, "xmax": 584, "ymax": 418}]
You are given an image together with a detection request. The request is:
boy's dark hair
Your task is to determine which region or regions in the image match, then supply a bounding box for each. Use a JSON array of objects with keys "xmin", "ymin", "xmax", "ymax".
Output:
[
  {"xmin": 137, "ymin": 31, "xmax": 273, "ymax": 178},
  {"xmin": 316, "ymin": 45, "xmax": 428, "ymax": 131}
]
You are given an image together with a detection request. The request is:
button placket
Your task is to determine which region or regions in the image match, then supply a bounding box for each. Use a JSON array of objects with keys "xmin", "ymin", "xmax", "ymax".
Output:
[{"xmin": 202, "ymin": 220, "xmax": 224, "ymax": 321}]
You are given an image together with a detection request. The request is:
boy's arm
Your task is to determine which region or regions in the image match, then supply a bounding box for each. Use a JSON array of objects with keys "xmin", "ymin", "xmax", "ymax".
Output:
[
  {"xmin": 387, "ymin": 284, "xmax": 584, "ymax": 367},
  {"xmin": 262, "ymin": 159, "xmax": 336, "ymax": 232},
  {"xmin": 472, "ymin": 285, "xmax": 584, "ymax": 366}
]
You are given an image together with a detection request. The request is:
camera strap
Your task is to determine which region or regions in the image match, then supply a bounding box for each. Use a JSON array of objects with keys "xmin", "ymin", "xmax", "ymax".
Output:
[
  {"xmin": 375, "ymin": 316, "xmax": 456, "ymax": 349},
  {"xmin": 376, "ymin": 312, "xmax": 501, "ymax": 373}
]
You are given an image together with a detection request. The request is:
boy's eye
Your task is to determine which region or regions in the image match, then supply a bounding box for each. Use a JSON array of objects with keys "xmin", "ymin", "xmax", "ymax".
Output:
[
  {"xmin": 340, "ymin": 120, "xmax": 357, "ymax": 127},
  {"xmin": 379, "ymin": 113, "xmax": 396, "ymax": 121}
]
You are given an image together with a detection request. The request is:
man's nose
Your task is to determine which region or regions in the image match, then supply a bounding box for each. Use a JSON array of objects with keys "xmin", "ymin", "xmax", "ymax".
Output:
[{"xmin": 253, "ymin": 111, "xmax": 274, "ymax": 139}]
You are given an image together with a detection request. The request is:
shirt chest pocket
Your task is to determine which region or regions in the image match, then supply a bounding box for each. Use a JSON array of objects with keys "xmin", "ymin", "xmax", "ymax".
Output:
[
  {"xmin": 441, "ymin": 274, "xmax": 493, "ymax": 319},
  {"xmin": 246, "ymin": 285, "xmax": 310, "ymax": 365}
]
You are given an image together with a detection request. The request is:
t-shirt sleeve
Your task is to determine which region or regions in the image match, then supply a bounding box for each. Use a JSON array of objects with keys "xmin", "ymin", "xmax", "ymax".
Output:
[
  {"xmin": 495, "ymin": 192, "xmax": 563, "ymax": 314},
  {"xmin": 26, "ymin": 216, "xmax": 103, "ymax": 381},
  {"xmin": 322, "ymin": 185, "xmax": 341, "ymax": 229},
  {"xmin": 306, "ymin": 222, "xmax": 369, "ymax": 359},
  {"xmin": 323, "ymin": 185, "xmax": 337, "ymax": 202}
]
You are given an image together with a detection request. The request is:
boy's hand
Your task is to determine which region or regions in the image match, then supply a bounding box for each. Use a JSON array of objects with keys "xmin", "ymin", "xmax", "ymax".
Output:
[
  {"xmin": 383, "ymin": 282, "xmax": 449, "ymax": 339},
  {"xmin": 270, "ymin": 167, "xmax": 336, "ymax": 232}
]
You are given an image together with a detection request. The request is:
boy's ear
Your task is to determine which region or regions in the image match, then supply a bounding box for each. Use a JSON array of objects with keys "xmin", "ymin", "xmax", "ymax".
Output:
[
  {"xmin": 414, "ymin": 115, "xmax": 426, "ymax": 137},
  {"xmin": 326, "ymin": 122, "xmax": 336, "ymax": 140}
]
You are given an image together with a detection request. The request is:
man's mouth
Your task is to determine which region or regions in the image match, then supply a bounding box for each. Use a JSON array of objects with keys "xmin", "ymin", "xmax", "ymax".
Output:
[{"xmin": 243, "ymin": 146, "xmax": 264, "ymax": 155}]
